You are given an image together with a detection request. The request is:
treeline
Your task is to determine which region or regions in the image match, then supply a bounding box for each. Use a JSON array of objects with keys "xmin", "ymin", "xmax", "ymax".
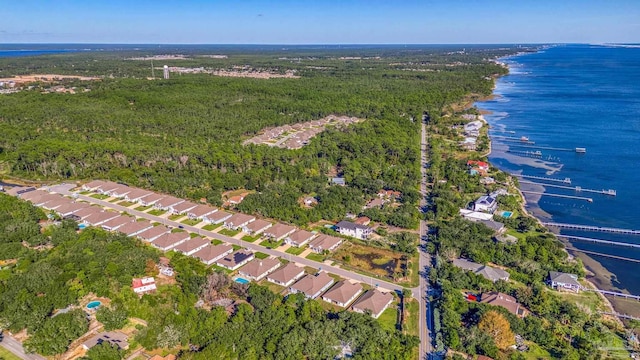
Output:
[{"xmin": 0, "ymin": 50, "xmax": 506, "ymax": 227}]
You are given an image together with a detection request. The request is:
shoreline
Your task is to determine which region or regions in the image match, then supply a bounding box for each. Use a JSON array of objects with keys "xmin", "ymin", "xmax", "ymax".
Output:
[{"xmin": 476, "ymin": 56, "xmax": 624, "ymax": 319}]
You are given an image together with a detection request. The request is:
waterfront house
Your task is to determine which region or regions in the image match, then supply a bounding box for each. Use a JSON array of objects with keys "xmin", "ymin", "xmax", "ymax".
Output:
[
  {"xmin": 335, "ymin": 220, "xmax": 372, "ymax": 240},
  {"xmin": 224, "ymin": 213, "xmax": 256, "ymax": 230},
  {"xmin": 285, "ymin": 229, "xmax": 316, "ymax": 247},
  {"xmin": 548, "ymin": 271, "xmax": 582, "ymax": 293},
  {"xmin": 459, "ymin": 208, "xmax": 494, "ymax": 222},
  {"xmin": 321, "ymin": 281, "xmax": 363, "ymax": 308},
  {"xmin": 267, "ymin": 263, "xmax": 305, "ymax": 287},
  {"xmin": 479, "ymin": 291, "xmax": 528, "ymax": 318},
  {"xmin": 151, "ymin": 232, "xmax": 191, "ymax": 251},
  {"xmin": 309, "ymin": 234, "xmax": 343, "ymax": 253},
  {"xmin": 238, "ymin": 257, "xmax": 281, "ymax": 281},
  {"xmin": 473, "ymin": 195, "xmax": 498, "ymax": 214},
  {"xmin": 243, "ymin": 219, "xmax": 272, "ymax": 235},
  {"xmin": 467, "ymin": 160, "xmax": 489, "ymax": 172},
  {"xmin": 264, "ymin": 223, "xmax": 297, "ymax": 241},
  {"xmin": 193, "ymin": 244, "xmax": 233, "ymax": 265},
  {"xmin": 479, "ymin": 219, "xmax": 506, "ymax": 234},
  {"xmin": 173, "ymin": 237, "xmax": 210, "ymax": 256},
  {"xmin": 216, "ymin": 250, "xmax": 254, "ymax": 270},
  {"xmin": 137, "ymin": 225, "xmax": 172, "ymax": 242},
  {"xmin": 132, "ymin": 277, "xmax": 156, "ymax": 295},
  {"xmin": 289, "ymin": 272, "xmax": 335, "ymax": 300},
  {"xmin": 351, "ymin": 289, "xmax": 394, "ymax": 319}
]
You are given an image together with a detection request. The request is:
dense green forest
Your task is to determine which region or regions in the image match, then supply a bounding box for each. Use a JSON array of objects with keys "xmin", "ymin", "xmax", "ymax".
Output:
[
  {"xmin": 424, "ymin": 114, "xmax": 631, "ymax": 359},
  {"xmin": 0, "ymin": 47, "xmax": 508, "ymax": 227},
  {"xmin": 0, "ymin": 193, "xmax": 417, "ymax": 358}
]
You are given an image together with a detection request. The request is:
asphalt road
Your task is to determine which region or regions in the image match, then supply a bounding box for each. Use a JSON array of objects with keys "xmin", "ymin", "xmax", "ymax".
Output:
[
  {"xmin": 51, "ymin": 184, "xmax": 412, "ymax": 296},
  {"xmin": 0, "ymin": 334, "xmax": 46, "ymax": 360},
  {"xmin": 418, "ymin": 120, "xmax": 433, "ymax": 359}
]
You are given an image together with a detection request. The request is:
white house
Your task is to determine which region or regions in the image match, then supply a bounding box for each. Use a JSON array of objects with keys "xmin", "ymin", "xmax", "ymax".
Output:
[
  {"xmin": 132, "ymin": 277, "xmax": 156, "ymax": 295},
  {"xmin": 473, "ymin": 195, "xmax": 498, "ymax": 214},
  {"xmin": 335, "ymin": 220, "xmax": 372, "ymax": 240}
]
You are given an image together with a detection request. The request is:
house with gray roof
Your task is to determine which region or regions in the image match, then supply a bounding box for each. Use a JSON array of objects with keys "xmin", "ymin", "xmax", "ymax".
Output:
[
  {"xmin": 351, "ymin": 289, "xmax": 395, "ymax": 319},
  {"xmin": 82, "ymin": 331, "xmax": 129, "ymax": 351},
  {"xmin": 289, "ymin": 272, "xmax": 335, "ymax": 300},
  {"xmin": 452, "ymin": 258, "xmax": 509, "ymax": 282},
  {"xmin": 473, "ymin": 195, "xmax": 498, "ymax": 214},
  {"xmin": 548, "ymin": 271, "xmax": 581, "ymax": 293},
  {"xmin": 321, "ymin": 281, "xmax": 363, "ymax": 308},
  {"xmin": 238, "ymin": 257, "xmax": 281, "ymax": 281},
  {"xmin": 335, "ymin": 220, "xmax": 372, "ymax": 240},
  {"xmin": 204, "ymin": 210, "xmax": 232, "ymax": 224},
  {"xmin": 309, "ymin": 234, "xmax": 343, "ymax": 253},
  {"xmin": 216, "ymin": 250, "xmax": 254, "ymax": 270}
]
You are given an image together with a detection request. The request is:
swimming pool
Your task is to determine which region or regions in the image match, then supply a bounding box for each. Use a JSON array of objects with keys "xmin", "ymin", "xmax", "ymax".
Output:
[
  {"xmin": 86, "ymin": 301, "xmax": 102, "ymax": 310},
  {"xmin": 234, "ymin": 277, "xmax": 250, "ymax": 285},
  {"xmin": 78, "ymin": 224, "xmax": 87, "ymax": 230},
  {"xmin": 500, "ymin": 211, "xmax": 513, "ymax": 218}
]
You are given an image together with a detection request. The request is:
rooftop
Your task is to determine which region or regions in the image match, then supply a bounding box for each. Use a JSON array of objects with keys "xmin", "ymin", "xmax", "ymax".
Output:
[
  {"xmin": 239, "ymin": 257, "xmax": 281, "ymax": 278},
  {"xmin": 290, "ymin": 272, "xmax": 334, "ymax": 297},
  {"xmin": 351, "ymin": 289, "xmax": 394, "ymax": 315},
  {"xmin": 267, "ymin": 263, "xmax": 305, "ymax": 284},
  {"xmin": 322, "ymin": 281, "xmax": 362, "ymax": 304}
]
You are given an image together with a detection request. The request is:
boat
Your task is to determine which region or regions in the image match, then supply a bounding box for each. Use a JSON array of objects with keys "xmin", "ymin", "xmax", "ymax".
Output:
[
  {"xmin": 520, "ymin": 136, "xmax": 529, "ymax": 141},
  {"xmin": 575, "ymin": 147, "xmax": 586, "ymax": 153}
]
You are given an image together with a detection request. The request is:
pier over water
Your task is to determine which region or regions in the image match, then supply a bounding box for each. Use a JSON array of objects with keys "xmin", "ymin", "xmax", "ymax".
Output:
[{"xmin": 544, "ymin": 222, "xmax": 640, "ymax": 235}]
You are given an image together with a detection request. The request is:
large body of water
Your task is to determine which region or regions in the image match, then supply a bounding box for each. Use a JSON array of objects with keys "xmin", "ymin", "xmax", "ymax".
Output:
[{"xmin": 477, "ymin": 44, "xmax": 640, "ymax": 295}]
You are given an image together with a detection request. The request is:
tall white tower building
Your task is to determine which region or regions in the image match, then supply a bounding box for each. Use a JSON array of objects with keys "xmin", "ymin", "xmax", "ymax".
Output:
[{"xmin": 163, "ymin": 65, "xmax": 170, "ymax": 79}]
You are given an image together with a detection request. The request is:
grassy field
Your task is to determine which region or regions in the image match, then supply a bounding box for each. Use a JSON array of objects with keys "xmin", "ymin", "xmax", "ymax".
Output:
[
  {"xmin": 260, "ymin": 280, "xmax": 286, "ymax": 295},
  {"xmin": 0, "ymin": 346, "xmax": 22, "ymax": 360},
  {"xmin": 241, "ymin": 235, "xmax": 261, "ymax": 243},
  {"xmin": 259, "ymin": 239, "xmax": 281, "ymax": 249},
  {"xmin": 556, "ymin": 289, "xmax": 605, "ymax": 313},
  {"xmin": 219, "ymin": 228, "xmax": 241, "ymax": 237},
  {"xmin": 377, "ymin": 305, "xmax": 399, "ymax": 333},
  {"xmin": 332, "ymin": 242, "xmax": 407, "ymax": 281},
  {"xmin": 404, "ymin": 299, "xmax": 419, "ymax": 337},
  {"xmin": 90, "ymin": 193, "xmax": 110, "ymax": 200},
  {"xmin": 168, "ymin": 214, "xmax": 184, "ymax": 221},
  {"xmin": 202, "ymin": 223, "xmax": 222, "ymax": 231},
  {"xmin": 148, "ymin": 209, "xmax": 167, "ymax": 216},
  {"xmin": 181, "ymin": 218, "xmax": 202, "ymax": 226},
  {"xmin": 306, "ymin": 252, "xmax": 325, "ymax": 262},
  {"xmin": 285, "ymin": 246, "xmax": 307, "ymax": 255}
]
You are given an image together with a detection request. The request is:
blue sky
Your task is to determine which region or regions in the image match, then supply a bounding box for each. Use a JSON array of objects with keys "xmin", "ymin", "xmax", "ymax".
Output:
[{"xmin": 1, "ymin": 0, "xmax": 639, "ymax": 44}]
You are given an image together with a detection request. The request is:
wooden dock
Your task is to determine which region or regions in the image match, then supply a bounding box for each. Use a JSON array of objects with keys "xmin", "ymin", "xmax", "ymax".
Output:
[
  {"xmin": 543, "ymin": 222, "xmax": 640, "ymax": 235},
  {"xmin": 521, "ymin": 191, "xmax": 593, "ymax": 202},
  {"xmin": 558, "ymin": 235, "xmax": 640, "ymax": 249},
  {"xmin": 566, "ymin": 247, "xmax": 640, "ymax": 263},
  {"xmin": 519, "ymin": 180, "xmax": 617, "ymax": 196},
  {"xmin": 586, "ymin": 289, "xmax": 640, "ymax": 301},
  {"xmin": 513, "ymin": 174, "xmax": 571, "ymax": 184},
  {"xmin": 507, "ymin": 144, "xmax": 575, "ymax": 152}
]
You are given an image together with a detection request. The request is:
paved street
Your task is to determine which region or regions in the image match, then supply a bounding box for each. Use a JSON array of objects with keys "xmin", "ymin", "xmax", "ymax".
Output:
[
  {"xmin": 51, "ymin": 184, "xmax": 410, "ymax": 295},
  {"xmin": 418, "ymin": 119, "xmax": 434, "ymax": 359},
  {"xmin": 0, "ymin": 334, "xmax": 46, "ymax": 360}
]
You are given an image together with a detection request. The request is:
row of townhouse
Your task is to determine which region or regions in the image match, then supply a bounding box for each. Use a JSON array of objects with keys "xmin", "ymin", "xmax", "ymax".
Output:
[{"xmin": 9, "ymin": 185, "xmax": 394, "ymax": 319}]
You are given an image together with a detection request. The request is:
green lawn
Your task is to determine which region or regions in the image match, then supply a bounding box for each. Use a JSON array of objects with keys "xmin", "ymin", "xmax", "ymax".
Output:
[
  {"xmin": 181, "ymin": 218, "xmax": 202, "ymax": 226},
  {"xmin": 211, "ymin": 264, "xmax": 233, "ymax": 274},
  {"xmin": 108, "ymin": 197, "xmax": 120, "ymax": 203},
  {"xmin": 202, "ymin": 223, "xmax": 222, "ymax": 231},
  {"xmin": 260, "ymin": 280, "xmax": 286, "ymax": 295},
  {"xmin": 285, "ymin": 246, "xmax": 307, "ymax": 255},
  {"xmin": 377, "ymin": 305, "xmax": 399, "ymax": 333},
  {"xmin": 211, "ymin": 239, "xmax": 223, "ymax": 245},
  {"xmin": 219, "ymin": 228, "xmax": 241, "ymax": 237},
  {"xmin": 171, "ymin": 228, "xmax": 186, "ymax": 234},
  {"xmin": 306, "ymin": 252, "xmax": 325, "ymax": 262},
  {"xmin": 241, "ymin": 235, "xmax": 261, "ymax": 243},
  {"xmin": 259, "ymin": 239, "xmax": 282, "ymax": 249},
  {"xmin": 398, "ymin": 254, "xmax": 420, "ymax": 288},
  {"xmin": 148, "ymin": 209, "xmax": 167, "ymax": 216},
  {"xmin": 135, "ymin": 205, "xmax": 152, "ymax": 211},
  {"xmin": 79, "ymin": 190, "xmax": 91, "ymax": 195},
  {"xmin": 190, "ymin": 233, "xmax": 200, "ymax": 238},
  {"xmin": 90, "ymin": 193, "xmax": 110, "ymax": 200},
  {"xmin": 232, "ymin": 244, "xmax": 241, "ymax": 251},
  {"xmin": 117, "ymin": 200, "xmax": 136, "ymax": 207},
  {"xmin": 168, "ymin": 214, "xmax": 184, "ymax": 221},
  {"xmin": 404, "ymin": 299, "xmax": 419, "ymax": 337},
  {"xmin": 255, "ymin": 252, "xmax": 270, "ymax": 260},
  {"xmin": 0, "ymin": 346, "xmax": 22, "ymax": 360}
]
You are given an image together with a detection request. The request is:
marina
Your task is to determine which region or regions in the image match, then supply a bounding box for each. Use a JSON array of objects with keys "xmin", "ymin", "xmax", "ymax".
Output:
[{"xmin": 543, "ymin": 222, "xmax": 640, "ymax": 235}]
